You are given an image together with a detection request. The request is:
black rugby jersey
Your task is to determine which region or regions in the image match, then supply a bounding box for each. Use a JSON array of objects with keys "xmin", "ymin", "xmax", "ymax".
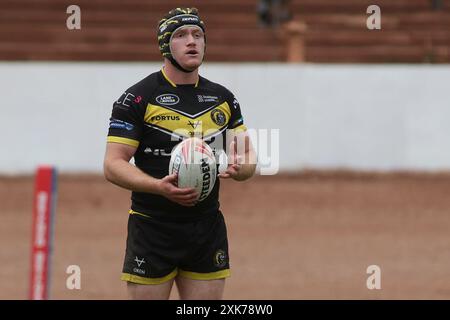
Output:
[{"xmin": 107, "ymin": 69, "xmax": 246, "ymax": 219}]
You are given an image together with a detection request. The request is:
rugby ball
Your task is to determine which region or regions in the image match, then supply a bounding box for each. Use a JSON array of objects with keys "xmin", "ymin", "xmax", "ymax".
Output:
[{"xmin": 169, "ymin": 138, "xmax": 217, "ymax": 202}]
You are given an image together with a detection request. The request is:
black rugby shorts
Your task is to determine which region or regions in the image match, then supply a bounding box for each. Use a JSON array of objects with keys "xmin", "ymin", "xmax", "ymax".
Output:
[{"xmin": 121, "ymin": 209, "xmax": 230, "ymax": 284}]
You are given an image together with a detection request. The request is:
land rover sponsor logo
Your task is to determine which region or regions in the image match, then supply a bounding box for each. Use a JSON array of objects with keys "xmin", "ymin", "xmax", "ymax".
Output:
[{"xmin": 156, "ymin": 94, "xmax": 180, "ymax": 106}]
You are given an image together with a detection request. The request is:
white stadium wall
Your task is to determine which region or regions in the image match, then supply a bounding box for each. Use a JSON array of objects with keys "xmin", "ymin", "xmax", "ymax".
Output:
[{"xmin": 0, "ymin": 62, "xmax": 449, "ymax": 174}]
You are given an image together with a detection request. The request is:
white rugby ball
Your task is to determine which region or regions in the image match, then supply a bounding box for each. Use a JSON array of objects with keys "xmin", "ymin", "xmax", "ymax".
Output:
[{"xmin": 168, "ymin": 138, "xmax": 217, "ymax": 202}]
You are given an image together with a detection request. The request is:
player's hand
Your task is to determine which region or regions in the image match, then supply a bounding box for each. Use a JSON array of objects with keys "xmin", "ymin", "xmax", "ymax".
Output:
[
  {"xmin": 157, "ymin": 174, "xmax": 199, "ymax": 206},
  {"xmin": 218, "ymin": 140, "xmax": 242, "ymax": 180}
]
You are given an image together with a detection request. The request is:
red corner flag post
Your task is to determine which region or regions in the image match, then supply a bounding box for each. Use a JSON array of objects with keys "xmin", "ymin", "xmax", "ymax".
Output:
[{"xmin": 29, "ymin": 166, "xmax": 57, "ymax": 300}]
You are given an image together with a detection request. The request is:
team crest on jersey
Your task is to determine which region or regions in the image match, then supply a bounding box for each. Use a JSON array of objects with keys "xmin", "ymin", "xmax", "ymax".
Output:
[
  {"xmin": 211, "ymin": 109, "xmax": 226, "ymax": 126},
  {"xmin": 214, "ymin": 250, "xmax": 227, "ymax": 268},
  {"xmin": 156, "ymin": 93, "xmax": 180, "ymax": 106}
]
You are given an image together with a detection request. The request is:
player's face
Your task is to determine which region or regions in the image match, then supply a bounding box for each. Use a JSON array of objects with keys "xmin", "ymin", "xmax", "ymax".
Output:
[{"xmin": 170, "ymin": 26, "xmax": 205, "ymax": 71}]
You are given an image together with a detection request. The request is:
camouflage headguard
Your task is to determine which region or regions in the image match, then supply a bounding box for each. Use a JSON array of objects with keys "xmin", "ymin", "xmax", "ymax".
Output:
[{"xmin": 157, "ymin": 8, "xmax": 206, "ymax": 73}]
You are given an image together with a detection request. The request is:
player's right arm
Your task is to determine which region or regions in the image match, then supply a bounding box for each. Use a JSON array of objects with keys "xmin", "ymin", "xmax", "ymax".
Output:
[
  {"xmin": 103, "ymin": 143, "xmax": 198, "ymax": 206},
  {"xmin": 103, "ymin": 89, "xmax": 197, "ymax": 206}
]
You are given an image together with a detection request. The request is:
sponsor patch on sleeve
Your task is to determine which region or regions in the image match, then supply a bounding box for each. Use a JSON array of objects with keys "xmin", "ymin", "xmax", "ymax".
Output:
[{"xmin": 109, "ymin": 118, "xmax": 135, "ymax": 131}]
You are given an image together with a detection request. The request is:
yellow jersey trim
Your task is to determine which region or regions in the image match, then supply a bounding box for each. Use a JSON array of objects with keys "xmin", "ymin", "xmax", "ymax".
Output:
[
  {"xmin": 144, "ymin": 102, "xmax": 231, "ymax": 138},
  {"xmin": 232, "ymin": 124, "xmax": 247, "ymax": 133},
  {"xmin": 129, "ymin": 209, "xmax": 151, "ymax": 218},
  {"xmin": 107, "ymin": 136, "xmax": 139, "ymax": 148},
  {"xmin": 161, "ymin": 67, "xmax": 199, "ymax": 88},
  {"xmin": 121, "ymin": 269, "xmax": 178, "ymax": 285},
  {"xmin": 178, "ymin": 269, "xmax": 231, "ymax": 280},
  {"xmin": 161, "ymin": 67, "xmax": 177, "ymax": 87}
]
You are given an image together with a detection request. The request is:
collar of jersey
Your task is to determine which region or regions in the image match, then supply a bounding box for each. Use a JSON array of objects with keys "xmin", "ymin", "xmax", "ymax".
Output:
[{"xmin": 161, "ymin": 67, "xmax": 199, "ymax": 88}]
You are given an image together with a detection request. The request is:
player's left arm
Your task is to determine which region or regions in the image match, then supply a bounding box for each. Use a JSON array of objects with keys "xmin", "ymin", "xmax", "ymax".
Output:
[
  {"xmin": 219, "ymin": 129, "xmax": 257, "ymax": 181},
  {"xmin": 218, "ymin": 91, "xmax": 257, "ymax": 181}
]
